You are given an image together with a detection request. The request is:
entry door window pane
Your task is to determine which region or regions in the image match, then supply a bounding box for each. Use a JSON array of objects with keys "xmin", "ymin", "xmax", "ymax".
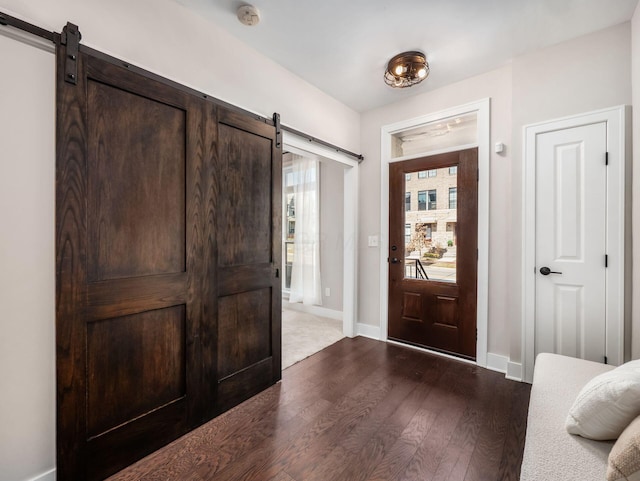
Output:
[{"xmin": 404, "ymin": 165, "xmax": 457, "ymax": 283}]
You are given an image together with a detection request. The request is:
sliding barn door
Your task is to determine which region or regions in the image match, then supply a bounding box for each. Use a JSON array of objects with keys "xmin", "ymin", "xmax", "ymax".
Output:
[
  {"xmin": 56, "ymin": 38, "xmax": 281, "ymax": 480},
  {"xmin": 215, "ymin": 108, "xmax": 282, "ymax": 412}
]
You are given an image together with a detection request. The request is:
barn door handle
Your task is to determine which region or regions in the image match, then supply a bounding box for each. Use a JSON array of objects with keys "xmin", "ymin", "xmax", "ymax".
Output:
[{"xmin": 539, "ymin": 266, "xmax": 562, "ymax": 276}]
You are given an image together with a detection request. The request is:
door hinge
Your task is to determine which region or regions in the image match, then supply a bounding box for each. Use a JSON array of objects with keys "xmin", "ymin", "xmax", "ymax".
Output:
[
  {"xmin": 61, "ymin": 22, "xmax": 81, "ymax": 85},
  {"xmin": 605, "ymin": 152, "xmax": 609, "ymax": 165},
  {"xmin": 604, "ymin": 356, "xmax": 608, "ymax": 365},
  {"xmin": 477, "ymin": 168, "xmax": 479, "ymax": 182},
  {"xmin": 605, "ymin": 254, "xmax": 608, "ymax": 268},
  {"xmin": 275, "ymin": 268, "xmax": 280, "ymax": 278},
  {"xmin": 476, "ymin": 329, "xmax": 478, "ymax": 341}
]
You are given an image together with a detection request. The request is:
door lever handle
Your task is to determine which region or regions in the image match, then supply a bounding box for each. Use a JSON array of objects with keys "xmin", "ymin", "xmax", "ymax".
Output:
[{"xmin": 539, "ymin": 266, "xmax": 562, "ymax": 276}]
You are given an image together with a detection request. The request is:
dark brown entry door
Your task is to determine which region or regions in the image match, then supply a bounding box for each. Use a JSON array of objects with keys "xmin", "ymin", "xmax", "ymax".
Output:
[
  {"xmin": 56, "ymin": 41, "xmax": 281, "ymax": 480},
  {"xmin": 388, "ymin": 149, "xmax": 478, "ymax": 359}
]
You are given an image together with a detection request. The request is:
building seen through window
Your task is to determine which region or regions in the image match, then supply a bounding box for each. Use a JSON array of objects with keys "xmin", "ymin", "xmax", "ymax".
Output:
[{"xmin": 404, "ymin": 164, "xmax": 458, "ymax": 283}]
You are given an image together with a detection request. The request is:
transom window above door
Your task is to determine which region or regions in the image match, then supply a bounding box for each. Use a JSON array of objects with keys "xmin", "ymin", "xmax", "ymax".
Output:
[{"xmin": 390, "ymin": 112, "xmax": 477, "ymax": 160}]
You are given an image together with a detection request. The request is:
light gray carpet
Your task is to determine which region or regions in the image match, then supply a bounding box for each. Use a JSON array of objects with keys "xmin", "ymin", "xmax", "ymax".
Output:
[{"xmin": 282, "ymin": 308, "xmax": 344, "ymax": 369}]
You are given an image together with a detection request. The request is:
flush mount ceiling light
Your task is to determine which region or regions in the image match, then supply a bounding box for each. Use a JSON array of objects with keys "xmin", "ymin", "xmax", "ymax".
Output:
[
  {"xmin": 384, "ymin": 51, "xmax": 429, "ymax": 88},
  {"xmin": 237, "ymin": 5, "xmax": 260, "ymax": 26}
]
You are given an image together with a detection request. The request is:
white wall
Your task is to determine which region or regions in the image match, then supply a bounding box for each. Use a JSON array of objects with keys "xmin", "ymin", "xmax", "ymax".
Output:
[
  {"xmin": 0, "ymin": 1, "xmax": 360, "ymax": 480},
  {"xmin": 0, "ymin": 0, "xmax": 361, "ymax": 153},
  {"xmin": 632, "ymin": 5, "xmax": 640, "ymax": 359},
  {"xmin": 0, "ymin": 32, "xmax": 56, "ymax": 481},
  {"xmin": 320, "ymin": 160, "xmax": 345, "ymax": 312},
  {"xmin": 358, "ymin": 22, "xmax": 633, "ymax": 366}
]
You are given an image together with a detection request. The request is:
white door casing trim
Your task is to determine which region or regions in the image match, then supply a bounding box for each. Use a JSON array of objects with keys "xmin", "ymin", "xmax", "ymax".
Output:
[
  {"xmin": 379, "ymin": 98, "xmax": 491, "ymax": 368},
  {"xmin": 283, "ymin": 131, "xmax": 359, "ymax": 338},
  {"xmin": 522, "ymin": 105, "xmax": 627, "ymax": 383}
]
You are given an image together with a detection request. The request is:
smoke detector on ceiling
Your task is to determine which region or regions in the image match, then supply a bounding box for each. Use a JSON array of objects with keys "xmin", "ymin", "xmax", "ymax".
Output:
[{"xmin": 237, "ymin": 5, "xmax": 260, "ymax": 26}]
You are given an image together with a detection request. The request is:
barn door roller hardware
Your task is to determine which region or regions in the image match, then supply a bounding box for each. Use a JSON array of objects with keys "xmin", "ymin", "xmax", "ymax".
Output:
[
  {"xmin": 61, "ymin": 22, "xmax": 81, "ymax": 85},
  {"xmin": 273, "ymin": 113, "xmax": 282, "ymax": 149}
]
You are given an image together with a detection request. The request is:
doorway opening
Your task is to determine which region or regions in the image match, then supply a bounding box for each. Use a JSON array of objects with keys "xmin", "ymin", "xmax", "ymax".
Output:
[
  {"xmin": 281, "ymin": 133, "xmax": 359, "ymax": 368},
  {"xmin": 380, "ymin": 98, "xmax": 490, "ymax": 367}
]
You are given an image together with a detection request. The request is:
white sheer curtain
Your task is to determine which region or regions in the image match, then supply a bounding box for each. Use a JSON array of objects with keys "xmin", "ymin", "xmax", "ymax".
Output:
[{"xmin": 289, "ymin": 154, "xmax": 322, "ymax": 306}]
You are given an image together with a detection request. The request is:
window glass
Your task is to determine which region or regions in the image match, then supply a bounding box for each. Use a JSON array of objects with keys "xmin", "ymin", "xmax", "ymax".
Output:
[
  {"xmin": 428, "ymin": 190, "xmax": 437, "ymax": 210},
  {"xmin": 390, "ymin": 112, "xmax": 477, "ymax": 159},
  {"xmin": 404, "ymin": 165, "xmax": 457, "ymax": 283},
  {"xmin": 418, "ymin": 191, "xmax": 426, "ymax": 211},
  {"xmin": 449, "ymin": 187, "xmax": 457, "ymax": 209}
]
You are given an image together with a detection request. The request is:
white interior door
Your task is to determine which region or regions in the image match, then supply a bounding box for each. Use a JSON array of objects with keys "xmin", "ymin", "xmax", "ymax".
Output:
[{"xmin": 535, "ymin": 122, "xmax": 607, "ymax": 363}]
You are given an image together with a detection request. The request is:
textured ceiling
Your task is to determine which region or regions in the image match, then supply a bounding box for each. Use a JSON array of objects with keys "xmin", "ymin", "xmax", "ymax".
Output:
[{"xmin": 175, "ymin": 0, "xmax": 639, "ymax": 112}]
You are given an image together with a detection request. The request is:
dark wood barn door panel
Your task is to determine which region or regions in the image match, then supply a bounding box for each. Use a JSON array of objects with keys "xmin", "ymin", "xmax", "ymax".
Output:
[
  {"xmin": 56, "ymin": 46, "xmax": 220, "ymax": 480},
  {"xmin": 215, "ymin": 108, "xmax": 282, "ymax": 413}
]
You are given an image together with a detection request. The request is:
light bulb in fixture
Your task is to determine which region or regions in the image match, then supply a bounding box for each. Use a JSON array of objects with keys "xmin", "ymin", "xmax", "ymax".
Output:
[{"xmin": 384, "ymin": 51, "xmax": 429, "ymax": 88}]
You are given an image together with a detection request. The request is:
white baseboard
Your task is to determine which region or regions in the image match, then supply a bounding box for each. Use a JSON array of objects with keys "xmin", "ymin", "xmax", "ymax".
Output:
[
  {"xmin": 486, "ymin": 353, "xmax": 524, "ymax": 381},
  {"xmin": 356, "ymin": 322, "xmax": 381, "ymax": 340},
  {"xmin": 486, "ymin": 352, "xmax": 508, "ymax": 374},
  {"xmin": 26, "ymin": 468, "xmax": 55, "ymax": 481},
  {"xmin": 282, "ymin": 300, "xmax": 343, "ymax": 321},
  {"xmin": 507, "ymin": 361, "xmax": 523, "ymax": 382}
]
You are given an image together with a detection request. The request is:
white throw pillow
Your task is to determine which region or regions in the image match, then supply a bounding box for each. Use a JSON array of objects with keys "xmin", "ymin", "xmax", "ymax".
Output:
[{"xmin": 566, "ymin": 360, "xmax": 640, "ymax": 441}]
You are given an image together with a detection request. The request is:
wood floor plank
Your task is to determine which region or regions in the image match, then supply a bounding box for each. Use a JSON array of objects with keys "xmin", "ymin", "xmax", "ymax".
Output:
[
  {"xmin": 107, "ymin": 337, "xmax": 531, "ymax": 481},
  {"xmin": 464, "ymin": 375, "xmax": 515, "ymax": 481},
  {"xmin": 496, "ymin": 374, "xmax": 532, "ymax": 481}
]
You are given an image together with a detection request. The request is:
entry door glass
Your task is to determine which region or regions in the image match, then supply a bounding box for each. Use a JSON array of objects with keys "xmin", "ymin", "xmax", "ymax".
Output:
[{"xmin": 404, "ymin": 166, "xmax": 458, "ymax": 283}]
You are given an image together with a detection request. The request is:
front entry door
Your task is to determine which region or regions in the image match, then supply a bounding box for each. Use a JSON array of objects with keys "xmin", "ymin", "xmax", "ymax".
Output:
[
  {"xmin": 388, "ymin": 149, "xmax": 478, "ymax": 359},
  {"xmin": 534, "ymin": 122, "xmax": 607, "ymax": 362}
]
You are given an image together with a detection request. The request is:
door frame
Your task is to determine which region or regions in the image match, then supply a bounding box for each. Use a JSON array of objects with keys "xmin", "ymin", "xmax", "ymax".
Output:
[
  {"xmin": 522, "ymin": 105, "xmax": 629, "ymax": 383},
  {"xmin": 283, "ymin": 130, "xmax": 359, "ymax": 338},
  {"xmin": 380, "ymin": 98, "xmax": 490, "ymax": 368}
]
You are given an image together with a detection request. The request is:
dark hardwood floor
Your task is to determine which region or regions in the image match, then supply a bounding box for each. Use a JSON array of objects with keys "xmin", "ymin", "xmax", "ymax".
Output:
[{"xmin": 107, "ymin": 337, "xmax": 531, "ymax": 481}]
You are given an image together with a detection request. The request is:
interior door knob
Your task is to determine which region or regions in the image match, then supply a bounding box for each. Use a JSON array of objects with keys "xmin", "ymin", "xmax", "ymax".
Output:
[
  {"xmin": 390, "ymin": 257, "xmax": 400, "ymax": 264},
  {"xmin": 540, "ymin": 266, "xmax": 562, "ymax": 275}
]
